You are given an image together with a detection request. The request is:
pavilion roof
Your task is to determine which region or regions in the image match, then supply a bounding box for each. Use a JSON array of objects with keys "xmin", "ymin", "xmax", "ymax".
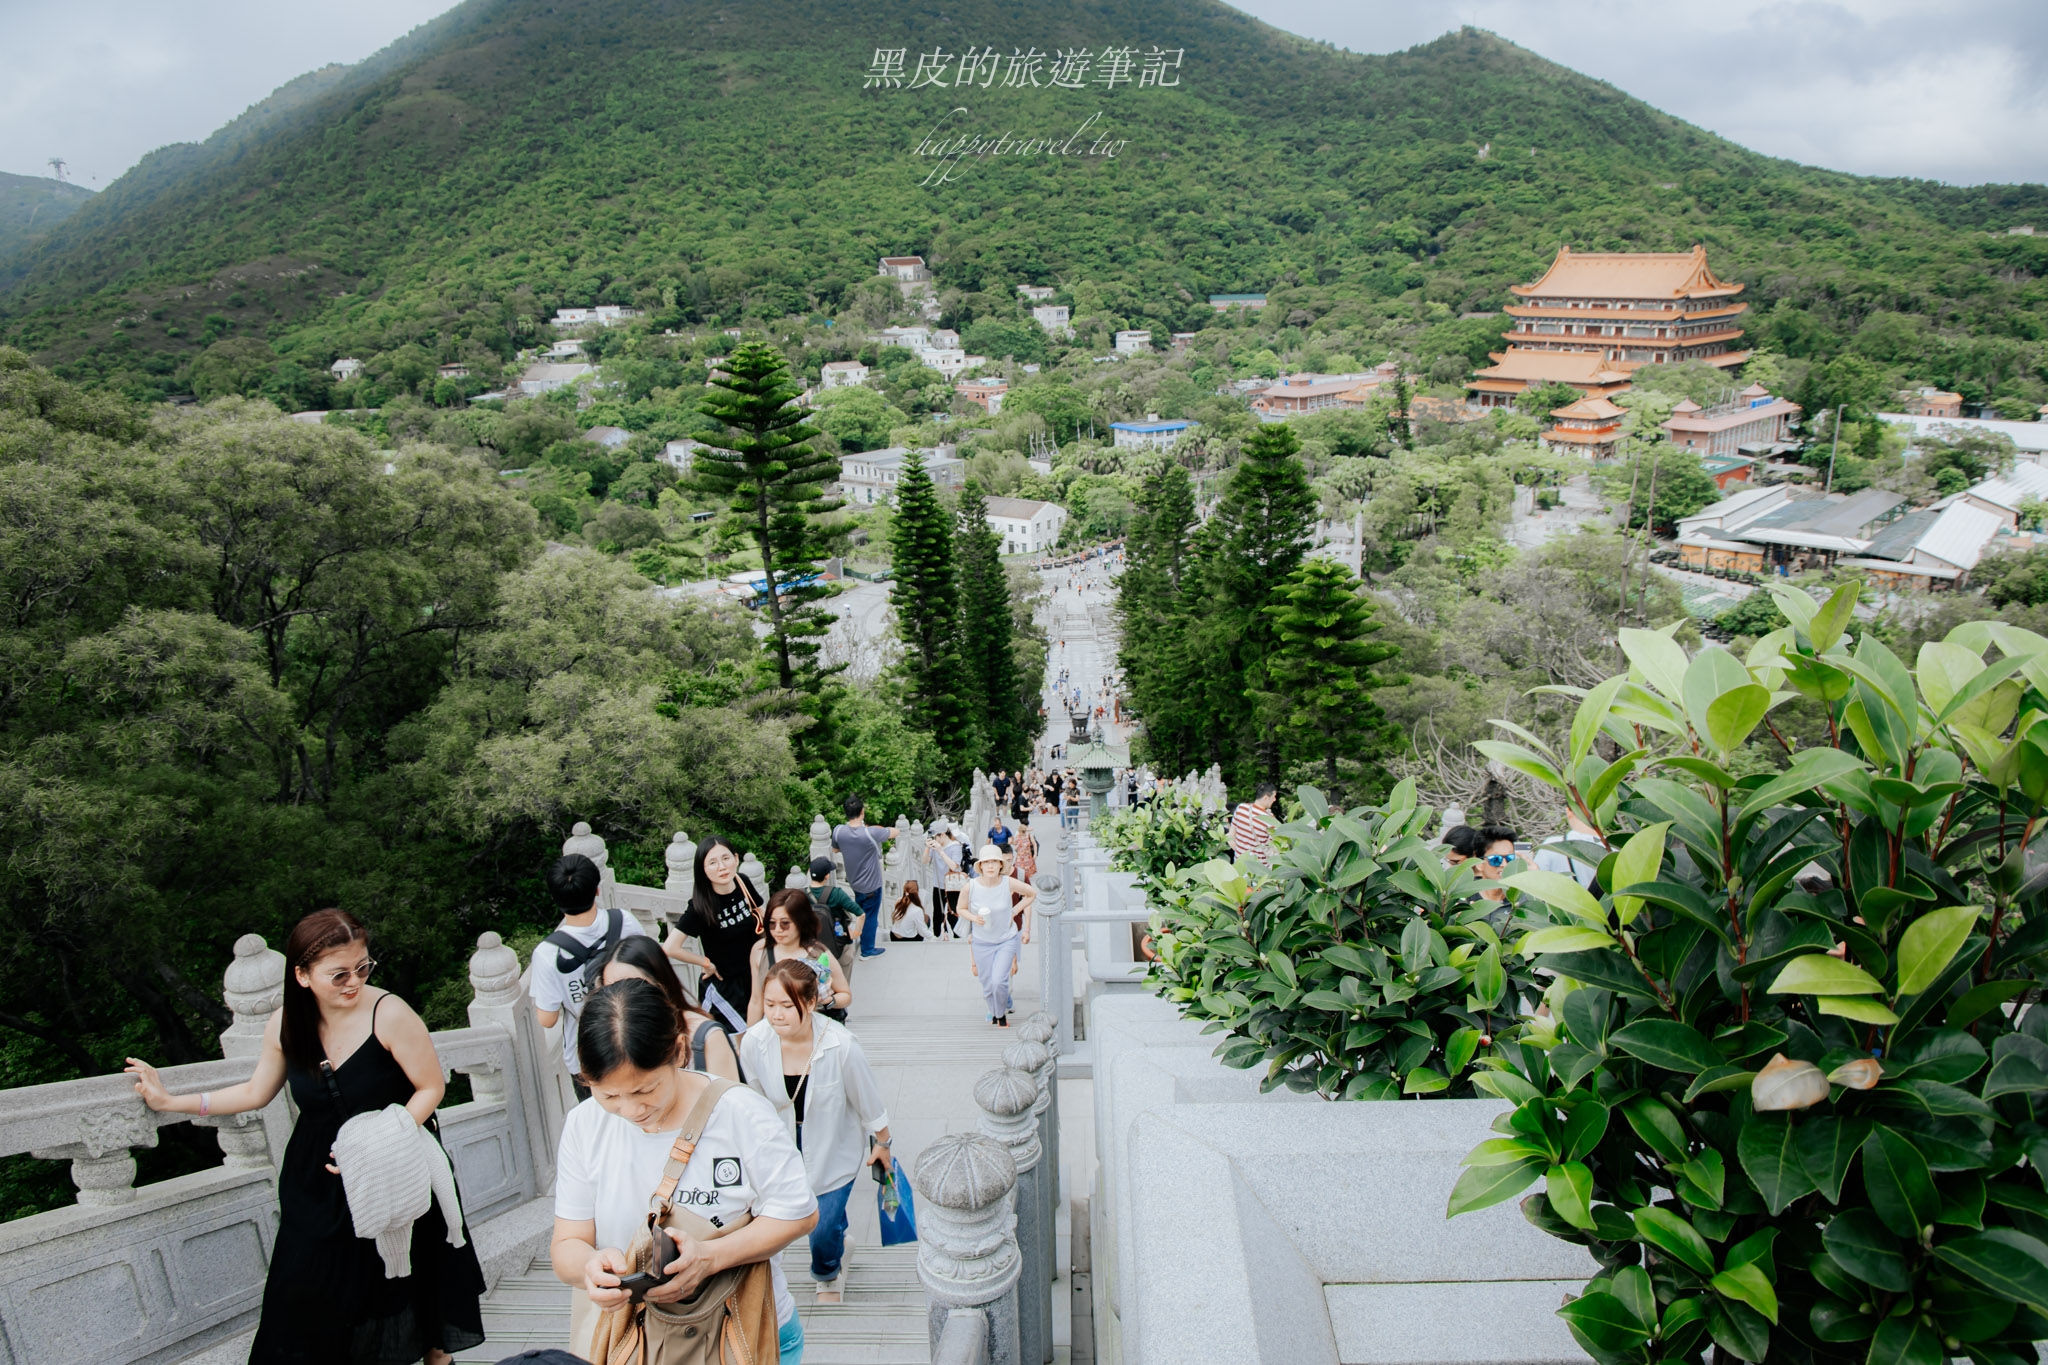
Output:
[{"xmin": 1510, "ymin": 245, "xmax": 1743, "ymax": 301}]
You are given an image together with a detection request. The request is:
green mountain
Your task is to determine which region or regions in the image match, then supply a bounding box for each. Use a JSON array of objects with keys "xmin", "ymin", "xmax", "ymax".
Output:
[
  {"xmin": 5, "ymin": 0, "xmax": 2047, "ymax": 403},
  {"xmin": 0, "ymin": 172, "xmax": 94, "ymax": 260}
]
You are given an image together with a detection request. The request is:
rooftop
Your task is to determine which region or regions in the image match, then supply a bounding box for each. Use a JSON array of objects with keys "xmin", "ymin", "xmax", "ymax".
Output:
[
  {"xmin": 1110, "ymin": 418, "xmax": 1195, "ymax": 432},
  {"xmin": 1472, "ymin": 348, "xmax": 1634, "ymax": 385},
  {"xmin": 1879, "ymin": 413, "xmax": 2048, "ymax": 456},
  {"xmin": 1511, "ymin": 245, "xmax": 1745, "ymax": 301},
  {"xmin": 1550, "ymin": 397, "xmax": 1626, "ymax": 420},
  {"xmin": 1963, "ymin": 462, "xmax": 2048, "ymax": 512},
  {"xmin": 985, "ymin": 496, "xmax": 1061, "ymax": 518}
]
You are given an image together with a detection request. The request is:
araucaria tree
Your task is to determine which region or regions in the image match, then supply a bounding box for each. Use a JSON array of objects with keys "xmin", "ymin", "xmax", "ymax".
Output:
[
  {"xmin": 888, "ymin": 450, "xmax": 977, "ymax": 772},
  {"xmin": 1118, "ymin": 463, "xmax": 1201, "ymax": 764},
  {"xmin": 1260, "ymin": 558, "xmax": 1399, "ymax": 798},
  {"xmin": 956, "ymin": 480, "xmax": 1029, "ymax": 772},
  {"xmin": 693, "ymin": 342, "xmax": 843, "ymax": 704},
  {"xmin": 1199, "ymin": 420, "xmax": 1317, "ymax": 785}
]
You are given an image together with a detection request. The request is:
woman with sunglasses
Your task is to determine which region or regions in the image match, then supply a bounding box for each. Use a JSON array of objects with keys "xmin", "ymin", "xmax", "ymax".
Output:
[{"xmin": 125, "ymin": 908, "xmax": 485, "ymax": 1365}]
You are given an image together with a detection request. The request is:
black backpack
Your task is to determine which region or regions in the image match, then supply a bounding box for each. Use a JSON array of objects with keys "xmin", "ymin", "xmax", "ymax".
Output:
[{"xmin": 542, "ymin": 908, "xmax": 624, "ymax": 1002}]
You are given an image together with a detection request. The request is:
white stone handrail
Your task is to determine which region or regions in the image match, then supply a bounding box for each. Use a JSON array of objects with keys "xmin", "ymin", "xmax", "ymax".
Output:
[{"xmin": 0, "ymin": 927, "xmax": 569, "ymax": 1365}]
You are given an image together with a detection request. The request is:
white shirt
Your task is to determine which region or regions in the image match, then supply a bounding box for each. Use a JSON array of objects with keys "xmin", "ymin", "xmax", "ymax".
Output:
[
  {"xmin": 1533, "ymin": 835, "xmax": 1601, "ymax": 890},
  {"xmin": 740, "ymin": 1015, "xmax": 890, "ymax": 1195},
  {"xmin": 530, "ymin": 910, "xmax": 652, "ymax": 1074},
  {"xmin": 554, "ymin": 1082, "xmax": 816, "ymax": 1326}
]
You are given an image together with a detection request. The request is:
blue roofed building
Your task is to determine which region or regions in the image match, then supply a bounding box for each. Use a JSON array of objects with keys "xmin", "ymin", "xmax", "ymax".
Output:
[{"xmin": 1110, "ymin": 416, "xmax": 1197, "ymax": 450}]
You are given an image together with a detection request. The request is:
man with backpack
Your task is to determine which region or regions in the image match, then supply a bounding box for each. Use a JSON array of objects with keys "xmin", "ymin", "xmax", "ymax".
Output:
[
  {"xmin": 807, "ymin": 856, "xmax": 864, "ymax": 981},
  {"xmin": 831, "ymin": 795, "xmax": 896, "ymax": 959},
  {"xmin": 531, "ymin": 853, "xmax": 649, "ymax": 1099}
]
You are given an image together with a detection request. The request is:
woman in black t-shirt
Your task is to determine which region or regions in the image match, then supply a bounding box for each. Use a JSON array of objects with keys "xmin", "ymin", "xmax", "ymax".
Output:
[{"xmin": 670, "ymin": 835, "xmax": 764, "ymax": 1031}]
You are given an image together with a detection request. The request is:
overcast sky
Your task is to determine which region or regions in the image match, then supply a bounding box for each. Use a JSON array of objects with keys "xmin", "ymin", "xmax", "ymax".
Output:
[{"xmin": 3, "ymin": 0, "xmax": 2044, "ymax": 189}]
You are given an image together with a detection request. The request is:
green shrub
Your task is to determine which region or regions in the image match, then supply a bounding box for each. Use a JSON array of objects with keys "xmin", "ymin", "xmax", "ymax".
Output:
[
  {"xmin": 1144, "ymin": 782, "xmax": 1547, "ymax": 1098},
  {"xmin": 1096, "ymin": 786, "xmax": 1230, "ymax": 887},
  {"xmin": 1449, "ymin": 583, "xmax": 2048, "ymax": 1365}
]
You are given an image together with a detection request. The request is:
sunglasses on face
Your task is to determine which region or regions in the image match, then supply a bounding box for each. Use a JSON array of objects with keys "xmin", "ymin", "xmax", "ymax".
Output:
[
  {"xmin": 1483, "ymin": 854, "xmax": 1515, "ymax": 868},
  {"xmin": 320, "ymin": 959, "xmax": 377, "ymax": 988}
]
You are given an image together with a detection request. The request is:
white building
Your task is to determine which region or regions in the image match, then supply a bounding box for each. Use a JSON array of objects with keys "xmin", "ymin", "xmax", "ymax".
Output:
[
  {"xmin": 919, "ymin": 348, "xmax": 989, "ymax": 379},
  {"xmin": 878, "ymin": 256, "xmax": 930, "ymax": 283},
  {"xmin": 551, "ymin": 305, "xmax": 643, "ymax": 329},
  {"xmin": 820, "ymin": 360, "xmax": 869, "ymax": 389},
  {"xmin": 582, "ymin": 425, "xmax": 633, "ymax": 449},
  {"xmin": 547, "ymin": 338, "xmax": 585, "ymax": 359},
  {"xmin": 985, "ymin": 497, "xmax": 1067, "ymax": 555},
  {"xmin": 662, "ymin": 439, "xmax": 710, "ymax": 473},
  {"xmin": 1114, "ymin": 330, "xmax": 1153, "ymax": 355},
  {"xmin": 1878, "ymin": 412, "xmax": 2048, "ymax": 459},
  {"xmin": 1017, "ymin": 285, "xmax": 1056, "ymax": 302},
  {"xmin": 876, "ymin": 325, "xmax": 931, "ymax": 352},
  {"xmin": 838, "ymin": 447, "xmax": 965, "ymax": 505},
  {"xmin": 330, "ymin": 357, "xmax": 364, "ymax": 382},
  {"xmin": 1110, "ymin": 416, "xmax": 1197, "ymax": 450},
  {"xmin": 1032, "ymin": 305, "xmax": 1072, "ymax": 336},
  {"xmin": 517, "ymin": 362, "xmax": 594, "ymax": 395}
]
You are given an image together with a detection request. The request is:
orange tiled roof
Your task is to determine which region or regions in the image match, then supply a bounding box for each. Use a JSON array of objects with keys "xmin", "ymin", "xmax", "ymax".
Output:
[
  {"xmin": 1550, "ymin": 397, "xmax": 1627, "ymax": 421},
  {"xmin": 1511, "ymin": 245, "xmax": 1744, "ymax": 302},
  {"xmin": 1543, "ymin": 426, "xmax": 1621, "ymax": 445},
  {"xmin": 1473, "ymin": 348, "xmax": 1634, "ymax": 385}
]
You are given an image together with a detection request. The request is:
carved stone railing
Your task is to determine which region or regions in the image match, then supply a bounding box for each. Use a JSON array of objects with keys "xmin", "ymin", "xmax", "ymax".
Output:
[{"xmin": 0, "ymin": 928, "xmax": 568, "ymax": 1365}]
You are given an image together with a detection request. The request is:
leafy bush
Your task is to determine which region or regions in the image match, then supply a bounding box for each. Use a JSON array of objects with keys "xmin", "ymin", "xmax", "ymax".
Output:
[
  {"xmin": 1146, "ymin": 782, "xmax": 1546, "ymax": 1098},
  {"xmin": 1448, "ymin": 582, "xmax": 2048, "ymax": 1365},
  {"xmin": 1096, "ymin": 786, "xmax": 1230, "ymax": 887}
]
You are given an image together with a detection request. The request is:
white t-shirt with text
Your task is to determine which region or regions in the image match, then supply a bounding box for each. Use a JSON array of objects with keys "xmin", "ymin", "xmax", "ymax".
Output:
[
  {"xmin": 529, "ymin": 911, "xmax": 651, "ymax": 1074},
  {"xmin": 554, "ymin": 1082, "xmax": 817, "ymax": 1326}
]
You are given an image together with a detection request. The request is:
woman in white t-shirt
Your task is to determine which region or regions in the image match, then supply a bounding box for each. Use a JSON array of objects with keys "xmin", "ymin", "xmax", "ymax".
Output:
[{"xmin": 551, "ymin": 979, "xmax": 818, "ymax": 1364}]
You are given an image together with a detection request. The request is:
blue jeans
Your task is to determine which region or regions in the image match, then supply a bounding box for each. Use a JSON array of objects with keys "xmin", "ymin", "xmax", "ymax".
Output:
[
  {"xmin": 811, "ymin": 1179, "xmax": 856, "ymax": 1281},
  {"xmin": 779, "ymin": 1312, "xmax": 804, "ymax": 1364},
  {"xmin": 856, "ymin": 888, "xmax": 884, "ymax": 953}
]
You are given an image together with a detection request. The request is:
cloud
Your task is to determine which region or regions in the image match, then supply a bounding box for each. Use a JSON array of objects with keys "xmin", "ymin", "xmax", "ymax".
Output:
[{"xmin": 2, "ymin": 0, "xmax": 2043, "ymax": 188}]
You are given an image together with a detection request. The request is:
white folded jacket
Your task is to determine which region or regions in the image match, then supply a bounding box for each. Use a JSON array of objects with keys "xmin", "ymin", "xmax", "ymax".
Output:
[{"xmin": 331, "ymin": 1103, "xmax": 467, "ymax": 1278}]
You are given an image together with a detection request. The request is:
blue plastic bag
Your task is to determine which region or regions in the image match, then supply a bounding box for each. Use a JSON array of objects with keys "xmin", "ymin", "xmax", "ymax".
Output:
[{"xmin": 876, "ymin": 1155, "xmax": 917, "ymax": 1245}]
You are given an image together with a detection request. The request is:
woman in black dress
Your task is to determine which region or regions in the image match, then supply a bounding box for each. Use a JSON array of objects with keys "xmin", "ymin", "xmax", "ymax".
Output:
[{"xmin": 127, "ymin": 909, "xmax": 485, "ymax": 1365}]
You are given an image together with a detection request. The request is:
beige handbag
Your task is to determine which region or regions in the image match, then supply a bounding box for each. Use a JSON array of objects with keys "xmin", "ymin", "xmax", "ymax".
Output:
[{"xmin": 582, "ymin": 1077, "xmax": 780, "ymax": 1365}]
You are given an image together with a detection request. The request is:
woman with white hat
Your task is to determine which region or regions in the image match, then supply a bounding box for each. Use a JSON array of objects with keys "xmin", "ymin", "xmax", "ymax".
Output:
[{"xmin": 960, "ymin": 844, "xmax": 1037, "ymax": 1027}]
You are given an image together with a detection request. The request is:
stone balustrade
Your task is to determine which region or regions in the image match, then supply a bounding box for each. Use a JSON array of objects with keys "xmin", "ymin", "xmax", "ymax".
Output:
[
  {"xmin": 914, "ymin": 1131, "xmax": 1023, "ymax": 1365},
  {"xmin": 0, "ymin": 928, "xmax": 567, "ymax": 1365}
]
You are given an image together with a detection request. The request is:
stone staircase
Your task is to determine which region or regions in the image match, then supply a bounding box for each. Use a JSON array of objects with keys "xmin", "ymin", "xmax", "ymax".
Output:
[{"xmin": 455, "ymin": 1243, "xmax": 929, "ymax": 1364}]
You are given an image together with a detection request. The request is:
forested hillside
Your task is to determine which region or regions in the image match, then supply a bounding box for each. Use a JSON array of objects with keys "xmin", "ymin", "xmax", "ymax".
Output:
[
  {"xmin": 3, "ymin": 0, "xmax": 2046, "ymax": 405},
  {"xmin": 0, "ymin": 173, "xmax": 92, "ymax": 260}
]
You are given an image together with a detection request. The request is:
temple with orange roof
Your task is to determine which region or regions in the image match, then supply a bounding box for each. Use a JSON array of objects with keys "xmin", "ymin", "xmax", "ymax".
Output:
[
  {"xmin": 1540, "ymin": 396, "xmax": 1627, "ymax": 460},
  {"xmin": 1468, "ymin": 245, "xmax": 1751, "ymax": 407}
]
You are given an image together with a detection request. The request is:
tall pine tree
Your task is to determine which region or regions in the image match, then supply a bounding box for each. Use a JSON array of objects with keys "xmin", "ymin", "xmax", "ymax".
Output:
[
  {"xmin": 1116, "ymin": 463, "xmax": 1201, "ymax": 771},
  {"xmin": 955, "ymin": 480, "xmax": 1029, "ymax": 772},
  {"xmin": 888, "ymin": 451, "xmax": 977, "ymax": 775},
  {"xmin": 693, "ymin": 342, "xmax": 841, "ymax": 693},
  {"xmin": 1260, "ymin": 559, "xmax": 1399, "ymax": 799},
  {"xmin": 1201, "ymin": 421, "xmax": 1316, "ymax": 786}
]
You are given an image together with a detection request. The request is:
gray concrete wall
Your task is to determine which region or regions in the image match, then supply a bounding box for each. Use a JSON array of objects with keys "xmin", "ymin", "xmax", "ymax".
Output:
[{"xmin": 1086, "ymin": 993, "xmax": 1594, "ymax": 1365}]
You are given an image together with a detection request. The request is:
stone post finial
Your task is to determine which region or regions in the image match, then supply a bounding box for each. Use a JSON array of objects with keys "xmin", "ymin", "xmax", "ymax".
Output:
[
  {"xmin": 785, "ymin": 865, "xmax": 808, "ymax": 890},
  {"xmin": 740, "ymin": 849, "xmax": 766, "ymax": 889},
  {"xmin": 562, "ymin": 820, "xmax": 608, "ymax": 868},
  {"xmin": 1015, "ymin": 1013, "xmax": 1055, "ymax": 1046},
  {"xmin": 913, "ymin": 1132, "xmax": 1021, "ymax": 1331},
  {"xmin": 220, "ymin": 933, "xmax": 285, "ymax": 1060},
  {"xmin": 468, "ymin": 931, "xmax": 522, "ymax": 1009},
  {"xmin": 974, "ymin": 1067, "xmax": 1042, "ymax": 1172},
  {"xmin": 664, "ymin": 831, "xmax": 696, "ymax": 897}
]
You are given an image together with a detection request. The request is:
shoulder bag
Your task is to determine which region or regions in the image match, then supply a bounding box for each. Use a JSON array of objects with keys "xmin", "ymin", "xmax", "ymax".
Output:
[{"xmin": 584, "ymin": 1076, "xmax": 780, "ymax": 1365}]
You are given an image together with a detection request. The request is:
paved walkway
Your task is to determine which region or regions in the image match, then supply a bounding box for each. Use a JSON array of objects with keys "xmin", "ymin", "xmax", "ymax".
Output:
[
  {"xmin": 1037, "ymin": 555, "xmax": 1131, "ymax": 759},
  {"xmin": 457, "ymin": 939, "xmax": 1069, "ymax": 1364}
]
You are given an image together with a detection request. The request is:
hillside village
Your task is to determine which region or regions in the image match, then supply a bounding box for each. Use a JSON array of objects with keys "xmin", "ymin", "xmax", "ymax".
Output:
[{"xmin": 299, "ymin": 245, "xmax": 2048, "ymax": 628}]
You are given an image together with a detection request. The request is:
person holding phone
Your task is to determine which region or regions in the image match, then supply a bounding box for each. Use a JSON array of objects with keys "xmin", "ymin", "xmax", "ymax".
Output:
[
  {"xmin": 552, "ymin": 979, "xmax": 816, "ymax": 1364},
  {"xmin": 669, "ymin": 836, "xmax": 764, "ymax": 1033}
]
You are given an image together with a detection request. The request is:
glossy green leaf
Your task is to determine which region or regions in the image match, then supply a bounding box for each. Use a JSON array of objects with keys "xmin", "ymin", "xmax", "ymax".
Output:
[
  {"xmin": 1706, "ymin": 683, "xmax": 1772, "ymax": 755},
  {"xmin": 1866, "ymin": 1315, "xmax": 1944, "ymax": 1365},
  {"xmin": 1707, "ymin": 1297, "xmax": 1773, "ymax": 1363},
  {"xmin": 1502, "ymin": 868, "xmax": 1607, "ymax": 927},
  {"xmin": 1809, "ymin": 581, "xmax": 1860, "ymax": 654},
  {"xmin": 1807, "ymin": 1297, "xmax": 1874, "ymax": 1343},
  {"xmin": 1547, "ymin": 1161, "xmax": 1595, "ymax": 1230},
  {"xmin": 1895, "ymin": 905, "xmax": 1981, "ymax": 997},
  {"xmin": 1569, "ymin": 675, "xmax": 1630, "ymax": 772},
  {"xmin": 1608, "ymin": 821, "xmax": 1669, "ymax": 926},
  {"xmin": 1710, "ymin": 1263, "xmax": 1779, "ymax": 1325},
  {"xmin": 1934, "ymin": 1229, "xmax": 2048, "ymax": 1313},
  {"xmin": 1818, "ymin": 995, "xmax": 1901, "ymax": 1025},
  {"xmin": 1622, "ymin": 1095, "xmax": 1687, "ymax": 1162},
  {"xmin": 1739, "ymin": 1112, "xmax": 1818, "ymax": 1215},
  {"xmin": 1611, "ymin": 1018, "xmax": 1721, "ymax": 1074},
  {"xmin": 1948, "ymin": 979, "xmax": 2032, "ymax": 1029},
  {"xmin": 1863, "ymin": 1126, "xmax": 1939, "ymax": 1238},
  {"xmin": 1620, "ymin": 627, "xmax": 1690, "ymax": 703},
  {"xmin": 1684, "ymin": 1066, "xmax": 1758, "ymax": 1101},
  {"xmin": 1557, "ymin": 1292, "xmax": 1653, "ymax": 1353},
  {"xmin": 1519, "ymin": 925, "xmax": 1620, "ymax": 956},
  {"xmin": 1445, "ymin": 1157, "xmax": 1544, "ymax": 1217},
  {"xmin": 1633, "ymin": 1205, "xmax": 1715, "ymax": 1276},
  {"xmin": 1795, "ymin": 1116, "xmax": 1869, "ymax": 1205},
  {"xmin": 1766, "ymin": 954, "xmax": 1885, "ymax": 996},
  {"xmin": 1403, "ymin": 1065, "xmax": 1449, "ymax": 1095},
  {"xmin": 1462, "ymin": 1138, "xmax": 1551, "ymax": 1167},
  {"xmin": 1823, "ymin": 1209, "xmax": 1910, "ymax": 1292},
  {"xmin": 1470, "ymin": 739, "xmax": 1565, "ymax": 789},
  {"xmin": 1736, "ymin": 748, "xmax": 1868, "ymax": 825}
]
